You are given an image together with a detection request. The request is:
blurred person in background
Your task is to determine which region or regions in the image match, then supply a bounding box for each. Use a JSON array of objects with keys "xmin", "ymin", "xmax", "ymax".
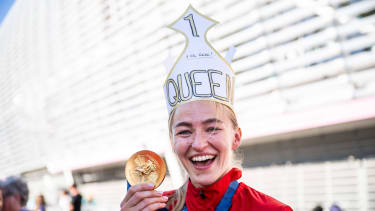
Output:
[
  {"xmin": 69, "ymin": 185, "xmax": 81, "ymax": 211},
  {"xmin": 2, "ymin": 176, "xmax": 29, "ymax": 211},
  {"xmin": 0, "ymin": 182, "xmax": 4, "ymax": 211},
  {"xmin": 34, "ymin": 195, "xmax": 45, "ymax": 211},
  {"xmin": 313, "ymin": 205, "xmax": 323, "ymax": 211},
  {"xmin": 58, "ymin": 190, "xmax": 70, "ymax": 211},
  {"xmin": 82, "ymin": 194, "xmax": 96, "ymax": 211},
  {"xmin": 329, "ymin": 204, "xmax": 341, "ymax": 211},
  {"xmin": 120, "ymin": 6, "xmax": 292, "ymax": 211}
]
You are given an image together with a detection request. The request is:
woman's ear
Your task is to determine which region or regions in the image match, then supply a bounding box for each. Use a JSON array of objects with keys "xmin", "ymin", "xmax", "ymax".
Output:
[{"xmin": 232, "ymin": 127, "xmax": 242, "ymax": 150}]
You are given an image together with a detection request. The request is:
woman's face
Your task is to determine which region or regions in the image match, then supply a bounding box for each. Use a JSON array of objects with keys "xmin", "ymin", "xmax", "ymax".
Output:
[{"xmin": 171, "ymin": 101, "xmax": 241, "ymax": 188}]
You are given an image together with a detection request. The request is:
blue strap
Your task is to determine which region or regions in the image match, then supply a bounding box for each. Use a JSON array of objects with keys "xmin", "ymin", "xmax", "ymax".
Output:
[
  {"xmin": 182, "ymin": 180, "xmax": 239, "ymax": 211},
  {"xmin": 127, "ymin": 181, "xmax": 131, "ymax": 191},
  {"xmin": 215, "ymin": 180, "xmax": 239, "ymax": 211}
]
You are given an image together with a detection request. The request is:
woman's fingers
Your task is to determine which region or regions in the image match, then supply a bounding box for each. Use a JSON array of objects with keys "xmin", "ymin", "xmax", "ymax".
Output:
[
  {"xmin": 126, "ymin": 189, "xmax": 163, "ymax": 207},
  {"xmin": 122, "ymin": 183, "xmax": 154, "ymax": 205},
  {"xmin": 134, "ymin": 196, "xmax": 168, "ymax": 210},
  {"xmin": 120, "ymin": 183, "xmax": 168, "ymax": 211},
  {"xmin": 121, "ymin": 195, "xmax": 168, "ymax": 211},
  {"xmin": 142, "ymin": 202, "xmax": 167, "ymax": 211}
]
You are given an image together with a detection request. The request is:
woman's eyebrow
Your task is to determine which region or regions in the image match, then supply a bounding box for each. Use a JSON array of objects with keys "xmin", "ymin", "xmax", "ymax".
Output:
[
  {"xmin": 174, "ymin": 121, "xmax": 192, "ymax": 128},
  {"xmin": 202, "ymin": 118, "xmax": 223, "ymax": 125}
]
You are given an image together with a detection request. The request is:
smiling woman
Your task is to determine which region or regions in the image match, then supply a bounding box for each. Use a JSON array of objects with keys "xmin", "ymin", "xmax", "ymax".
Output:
[
  {"xmin": 162, "ymin": 100, "xmax": 293, "ymax": 211},
  {"xmin": 165, "ymin": 101, "xmax": 242, "ymax": 210},
  {"xmin": 120, "ymin": 5, "xmax": 293, "ymax": 211},
  {"xmin": 170, "ymin": 101, "xmax": 241, "ymax": 189}
]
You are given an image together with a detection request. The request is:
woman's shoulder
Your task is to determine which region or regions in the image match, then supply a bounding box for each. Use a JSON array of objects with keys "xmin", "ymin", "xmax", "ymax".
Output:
[{"xmin": 231, "ymin": 182, "xmax": 293, "ymax": 211}]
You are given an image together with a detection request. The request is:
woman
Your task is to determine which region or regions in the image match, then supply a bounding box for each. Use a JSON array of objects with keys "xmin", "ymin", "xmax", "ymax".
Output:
[
  {"xmin": 121, "ymin": 5, "xmax": 293, "ymax": 211},
  {"xmin": 34, "ymin": 195, "xmax": 46, "ymax": 211}
]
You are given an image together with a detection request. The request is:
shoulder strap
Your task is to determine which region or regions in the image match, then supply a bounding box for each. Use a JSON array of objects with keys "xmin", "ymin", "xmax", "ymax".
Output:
[
  {"xmin": 127, "ymin": 181, "xmax": 131, "ymax": 191},
  {"xmin": 215, "ymin": 180, "xmax": 239, "ymax": 211},
  {"xmin": 182, "ymin": 205, "xmax": 188, "ymax": 211}
]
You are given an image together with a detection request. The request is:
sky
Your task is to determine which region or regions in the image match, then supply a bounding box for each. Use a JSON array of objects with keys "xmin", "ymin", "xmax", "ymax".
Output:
[{"xmin": 0, "ymin": 0, "xmax": 15, "ymax": 25}]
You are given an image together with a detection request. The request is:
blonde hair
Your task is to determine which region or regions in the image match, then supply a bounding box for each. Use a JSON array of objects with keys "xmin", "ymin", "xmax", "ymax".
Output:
[{"xmin": 167, "ymin": 101, "xmax": 242, "ymax": 211}]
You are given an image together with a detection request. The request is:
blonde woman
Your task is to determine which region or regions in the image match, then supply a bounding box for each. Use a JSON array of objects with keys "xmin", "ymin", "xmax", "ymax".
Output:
[{"xmin": 121, "ymin": 5, "xmax": 293, "ymax": 211}]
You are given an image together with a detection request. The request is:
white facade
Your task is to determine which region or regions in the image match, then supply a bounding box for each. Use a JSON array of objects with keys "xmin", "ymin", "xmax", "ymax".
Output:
[{"xmin": 1, "ymin": 0, "xmax": 375, "ymax": 210}]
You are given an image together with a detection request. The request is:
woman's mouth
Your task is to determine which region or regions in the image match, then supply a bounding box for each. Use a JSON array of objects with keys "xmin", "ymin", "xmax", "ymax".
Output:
[{"xmin": 190, "ymin": 155, "xmax": 216, "ymax": 169}]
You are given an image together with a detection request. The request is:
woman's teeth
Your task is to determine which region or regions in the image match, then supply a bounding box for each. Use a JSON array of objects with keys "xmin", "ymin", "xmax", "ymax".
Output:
[{"xmin": 191, "ymin": 155, "xmax": 215, "ymax": 162}]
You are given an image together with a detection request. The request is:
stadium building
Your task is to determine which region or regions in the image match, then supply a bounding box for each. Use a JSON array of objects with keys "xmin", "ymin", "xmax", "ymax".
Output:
[{"xmin": 1, "ymin": 0, "xmax": 375, "ymax": 210}]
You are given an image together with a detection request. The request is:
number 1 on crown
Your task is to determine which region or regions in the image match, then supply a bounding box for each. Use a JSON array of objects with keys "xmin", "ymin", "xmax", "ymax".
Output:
[{"xmin": 184, "ymin": 14, "xmax": 199, "ymax": 37}]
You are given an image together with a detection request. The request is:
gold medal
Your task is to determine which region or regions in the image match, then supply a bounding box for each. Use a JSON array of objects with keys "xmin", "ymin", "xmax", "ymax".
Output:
[{"xmin": 125, "ymin": 150, "xmax": 166, "ymax": 188}]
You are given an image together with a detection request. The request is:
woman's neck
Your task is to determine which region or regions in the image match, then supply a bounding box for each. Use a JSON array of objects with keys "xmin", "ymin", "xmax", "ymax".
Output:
[{"xmin": 191, "ymin": 167, "xmax": 232, "ymax": 188}]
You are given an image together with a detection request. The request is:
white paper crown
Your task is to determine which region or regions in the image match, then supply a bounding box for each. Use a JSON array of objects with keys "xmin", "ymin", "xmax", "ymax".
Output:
[{"xmin": 164, "ymin": 5, "xmax": 235, "ymax": 116}]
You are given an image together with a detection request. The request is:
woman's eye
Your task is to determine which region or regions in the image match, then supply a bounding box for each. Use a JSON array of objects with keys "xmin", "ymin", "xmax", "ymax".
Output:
[
  {"xmin": 207, "ymin": 127, "xmax": 221, "ymax": 133},
  {"xmin": 176, "ymin": 130, "xmax": 191, "ymax": 136}
]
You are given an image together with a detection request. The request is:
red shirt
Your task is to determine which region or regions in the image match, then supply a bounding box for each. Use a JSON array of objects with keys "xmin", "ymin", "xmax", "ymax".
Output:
[{"xmin": 184, "ymin": 168, "xmax": 293, "ymax": 211}]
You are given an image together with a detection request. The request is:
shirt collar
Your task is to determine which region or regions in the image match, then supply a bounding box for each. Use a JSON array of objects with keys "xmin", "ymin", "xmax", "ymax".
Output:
[{"xmin": 186, "ymin": 168, "xmax": 242, "ymax": 210}]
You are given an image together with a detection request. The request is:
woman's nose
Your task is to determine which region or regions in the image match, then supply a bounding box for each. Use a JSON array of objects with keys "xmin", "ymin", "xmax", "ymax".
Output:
[{"xmin": 191, "ymin": 130, "xmax": 208, "ymax": 151}]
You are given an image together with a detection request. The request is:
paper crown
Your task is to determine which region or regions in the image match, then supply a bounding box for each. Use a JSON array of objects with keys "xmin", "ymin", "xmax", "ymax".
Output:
[{"xmin": 164, "ymin": 5, "xmax": 235, "ymax": 116}]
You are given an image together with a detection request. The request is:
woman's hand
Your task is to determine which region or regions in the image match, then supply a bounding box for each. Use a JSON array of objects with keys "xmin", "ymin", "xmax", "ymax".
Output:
[{"xmin": 120, "ymin": 183, "xmax": 168, "ymax": 211}]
